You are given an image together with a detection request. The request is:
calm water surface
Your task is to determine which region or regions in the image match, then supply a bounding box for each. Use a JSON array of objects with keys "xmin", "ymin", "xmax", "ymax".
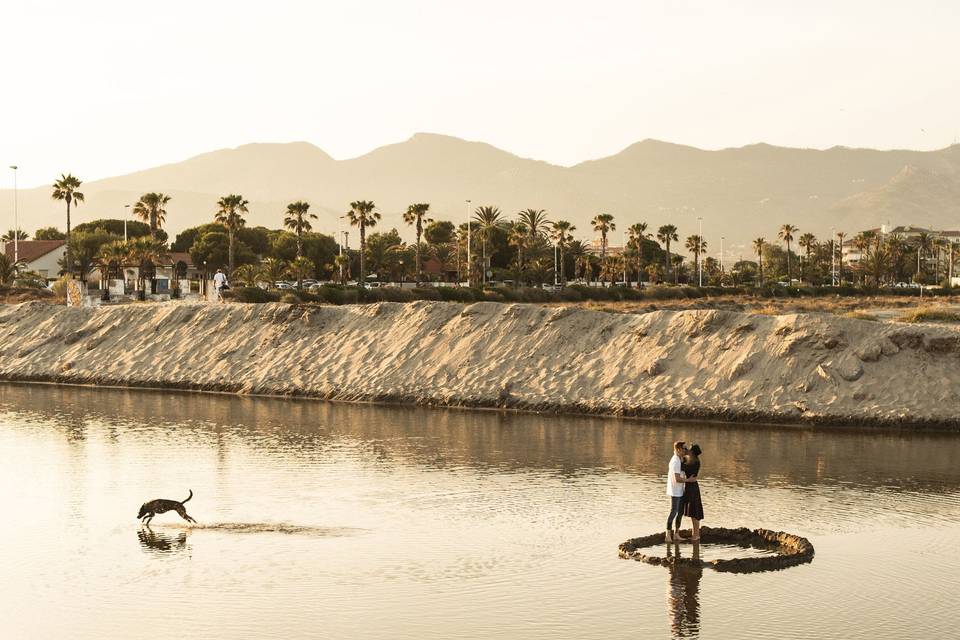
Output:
[{"xmin": 1, "ymin": 384, "xmax": 958, "ymax": 639}]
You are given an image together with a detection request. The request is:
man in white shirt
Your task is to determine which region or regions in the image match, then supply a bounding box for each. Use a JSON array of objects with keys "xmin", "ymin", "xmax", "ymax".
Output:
[
  {"xmin": 666, "ymin": 441, "xmax": 690, "ymax": 543},
  {"xmin": 213, "ymin": 268, "xmax": 228, "ymax": 302}
]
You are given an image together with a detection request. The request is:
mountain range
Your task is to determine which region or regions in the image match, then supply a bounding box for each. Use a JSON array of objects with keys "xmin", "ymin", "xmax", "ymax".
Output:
[{"xmin": 3, "ymin": 133, "xmax": 959, "ymax": 256}]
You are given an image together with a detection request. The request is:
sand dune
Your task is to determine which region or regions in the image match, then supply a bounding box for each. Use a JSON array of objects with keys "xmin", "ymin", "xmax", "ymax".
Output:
[{"xmin": 1, "ymin": 301, "xmax": 958, "ymax": 427}]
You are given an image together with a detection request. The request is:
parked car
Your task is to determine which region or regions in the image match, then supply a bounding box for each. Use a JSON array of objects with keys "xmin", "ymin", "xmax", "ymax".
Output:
[{"xmin": 276, "ymin": 282, "xmax": 295, "ymax": 290}]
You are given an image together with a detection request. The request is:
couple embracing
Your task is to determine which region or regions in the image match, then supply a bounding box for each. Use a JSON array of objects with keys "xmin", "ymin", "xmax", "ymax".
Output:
[{"xmin": 666, "ymin": 441, "xmax": 704, "ymax": 543}]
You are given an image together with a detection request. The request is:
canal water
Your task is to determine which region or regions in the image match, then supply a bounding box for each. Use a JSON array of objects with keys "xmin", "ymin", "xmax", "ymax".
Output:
[{"xmin": 0, "ymin": 383, "xmax": 957, "ymax": 639}]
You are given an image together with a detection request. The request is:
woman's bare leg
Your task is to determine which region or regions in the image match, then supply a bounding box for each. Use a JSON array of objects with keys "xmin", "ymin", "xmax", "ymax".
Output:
[{"xmin": 691, "ymin": 518, "xmax": 700, "ymax": 541}]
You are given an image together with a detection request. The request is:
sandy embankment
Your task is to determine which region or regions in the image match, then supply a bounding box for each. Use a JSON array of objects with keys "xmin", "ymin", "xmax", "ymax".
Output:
[{"xmin": 0, "ymin": 300, "xmax": 958, "ymax": 427}]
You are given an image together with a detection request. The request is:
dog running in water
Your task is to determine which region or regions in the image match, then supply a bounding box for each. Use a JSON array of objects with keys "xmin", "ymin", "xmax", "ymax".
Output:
[{"xmin": 137, "ymin": 489, "xmax": 197, "ymax": 525}]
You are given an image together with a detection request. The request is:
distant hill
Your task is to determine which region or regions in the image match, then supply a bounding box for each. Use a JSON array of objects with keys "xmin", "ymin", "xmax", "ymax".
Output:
[{"xmin": 3, "ymin": 133, "xmax": 959, "ymax": 256}]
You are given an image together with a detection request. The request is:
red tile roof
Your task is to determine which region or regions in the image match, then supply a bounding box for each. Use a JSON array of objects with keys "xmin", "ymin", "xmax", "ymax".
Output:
[{"xmin": 3, "ymin": 240, "xmax": 65, "ymax": 264}]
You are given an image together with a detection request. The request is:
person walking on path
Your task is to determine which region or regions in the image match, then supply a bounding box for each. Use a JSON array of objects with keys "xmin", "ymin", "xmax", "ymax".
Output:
[
  {"xmin": 666, "ymin": 441, "xmax": 698, "ymax": 542},
  {"xmin": 213, "ymin": 268, "xmax": 228, "ymax": 303}
]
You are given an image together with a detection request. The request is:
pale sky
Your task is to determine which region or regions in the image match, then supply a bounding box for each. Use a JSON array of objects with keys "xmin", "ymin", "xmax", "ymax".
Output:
[{"xmin": 2, "ymin": 0, "xmax": 958, "ymax": 188}]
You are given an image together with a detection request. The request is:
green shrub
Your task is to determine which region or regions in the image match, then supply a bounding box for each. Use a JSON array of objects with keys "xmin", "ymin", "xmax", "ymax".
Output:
[
  {"xmin": 412, "ymin": 287, "xmax": 442, "ymax": 301},
  {"xmin": 437, "ymin": 287, "xmax": 479, "ymax": 302},
  {"xmin": 280, "ymin": 292, "xmax": 300, "ymax": 304},
  {"xmin": 229, "ymin": 286, "xmax": 277, "ymax": 303}
]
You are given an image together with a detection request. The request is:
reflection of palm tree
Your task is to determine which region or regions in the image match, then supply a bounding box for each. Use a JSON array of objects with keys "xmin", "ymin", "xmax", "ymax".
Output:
[{"xmin": 667, "ymin": 542, "xmax": 703, "ymax": 638}]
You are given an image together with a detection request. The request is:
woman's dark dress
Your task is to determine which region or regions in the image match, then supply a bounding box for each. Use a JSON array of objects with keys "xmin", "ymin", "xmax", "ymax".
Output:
[{"xmin": 682, "ymin": 459, "xmax": 704, "ymax": 521}]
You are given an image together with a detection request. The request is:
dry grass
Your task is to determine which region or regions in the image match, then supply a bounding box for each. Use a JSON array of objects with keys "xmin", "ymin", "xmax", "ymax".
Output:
[
  {"xmin": 897, "ymin": 307, "xmax": 960, "ymax": 324},
  {"xmin": 547, "ymin": 295, "xmax": 921, "ymax": 317}
]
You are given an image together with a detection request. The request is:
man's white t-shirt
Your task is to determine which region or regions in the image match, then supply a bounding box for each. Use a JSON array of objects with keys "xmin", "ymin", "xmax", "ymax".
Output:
[
  {"xmin": 213, "ymin": 272, "xmax": 227, "ymax": 289},
  {"xmin": 667, "ymin": 454, "xmax": 686, "ymax": 497}
]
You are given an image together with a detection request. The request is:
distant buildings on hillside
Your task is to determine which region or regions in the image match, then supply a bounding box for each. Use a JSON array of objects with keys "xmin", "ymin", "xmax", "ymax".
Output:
[{"xmin": 841, "ymin": 225, "xmax": 959, "ymax": 265}]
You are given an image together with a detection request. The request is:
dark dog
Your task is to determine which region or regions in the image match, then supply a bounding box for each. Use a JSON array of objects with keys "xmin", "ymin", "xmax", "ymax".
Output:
[{"xmin": 137, "ymin": 489, "xmax": 197, "ymax": 525}]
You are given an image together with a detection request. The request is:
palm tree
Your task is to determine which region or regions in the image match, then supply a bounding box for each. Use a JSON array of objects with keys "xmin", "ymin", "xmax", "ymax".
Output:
[
  {"xmin": 346, "ymin": 200, "xmax": 380, "ymax": 287},
  {"xmin": 591, "ymin": 213, "xmax": 616, "ymax": 261},
  {"xmin": 779, "ymin": 224, "xmax": 798, "ymax": 283},
  {"xmin": 752, "ymin": 238, "xmax": 765, "ymax": 286},
  {"xmin": 836, "ymin": 231, "xmax": 846, "ymax": 284},
  {"xmin": 517, "ymin": 208, "xmax": 550, "ymax": 240},
  {"xmin": 127, "ymin": 236, "xmax": 169, "ymax": 292},
  {"xmin": 283, "ymin": 200, "xmax": 316, "ymax": 289},
  {"xmin": 214, "ymin": 194, "xmax": 249, "ymax": 274},
  {"xmin": 1, "ymin": 229, "xmax": 29, "ymax": 242},
  {"xmin": 798, "ymin": 232, "xmax": 817, "ymax": 282},
  {"xmin": 627, "ymin": 222, "xmax": 650, "ymax": 288},
  {"xmin": 51, "ymin": 174, "xmax": 85, "ymax": 276},
  {"xmin": 915, "ymin": 231, "xmax": 933, "ymax": 281},
  {"xmin": 0, "ymin": 253, "xmax": 26, "ymax": 285},
  {"xmin": 283, "ymin": 201, "xmax": 316, "ymax": 259},
  {"xmin": 96, "ymin": 240, "xmax": 129, "ymax": 285},
  {"xmin": 259, "ymin": 257, "xmax": 289, "ymax": 288},
  {"xmin": 288, "ymin": 256, "xmax": 314, "ymax": 287},
  {"xmin": 685, "ymin": 235, "xmax": 707, "ymax": 285},
  {"xmin": 566, "ymin": 239, "xmax": 588, "ymax": 283},
  {"xmin": 429, "ymin": 243, "xmax": 456, "ymax": 282},
  {"xmin": 550, "ymin": 220, "xmax": 576, "ymax": 285},
  {"xmin": 232, "ymin": 263, "xmax": 262, "ymax": 287},
  {"xmin": 473, "ymin": 206, "xmax": 505, "ymax": 284},
  {"xmin": 656, "ymin": 224, "xmax": 679, "ymax": 283},
  {"xmin": 507, "ymin": 223, "xmax": 529, "ymax": 285},
  {"xmin": 403, "ymin": 203, "xmax": 432, "ymax": 284},
  {"xmin": 133, "ymin": 192, "xmax": 171, "ymax": 240}
]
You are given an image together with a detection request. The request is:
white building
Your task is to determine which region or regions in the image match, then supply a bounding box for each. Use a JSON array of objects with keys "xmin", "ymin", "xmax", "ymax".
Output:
[{"xmin": 2, "ymin": 240, "xmax": 67, "ymax": 281}]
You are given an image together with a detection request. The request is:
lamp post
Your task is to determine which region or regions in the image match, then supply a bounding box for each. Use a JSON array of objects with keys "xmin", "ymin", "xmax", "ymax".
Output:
[
  {"xmin": 697, "ymin": 216, "xmax": 703, "ymax": 287},
  {"xmin": 465, "ymin": 199, "xmax": 472, "ymax": 287},
  {"xmin": 399, "ymin": 259, "xmax": 404, "ymax": 287}
]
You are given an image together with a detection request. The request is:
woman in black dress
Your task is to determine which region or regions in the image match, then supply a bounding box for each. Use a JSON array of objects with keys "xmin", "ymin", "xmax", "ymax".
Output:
[{"xmin": 682, "ymin": 444, "xmax": 704, "ymax": 541}]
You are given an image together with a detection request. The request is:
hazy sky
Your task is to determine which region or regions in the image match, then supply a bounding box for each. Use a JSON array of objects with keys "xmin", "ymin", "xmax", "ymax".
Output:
[{"xmin": 2, "ymin": 0, "xmax": 958, "ymax": 188}]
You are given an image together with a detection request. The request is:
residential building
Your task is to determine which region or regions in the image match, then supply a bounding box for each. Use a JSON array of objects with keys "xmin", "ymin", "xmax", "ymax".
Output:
[{"xmin": 1, "ymin": 240, "xmax": 67, "ymax": 281}]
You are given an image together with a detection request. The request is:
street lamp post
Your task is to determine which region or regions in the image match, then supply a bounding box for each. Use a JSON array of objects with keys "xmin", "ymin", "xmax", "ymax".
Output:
[
  {"xmin": 399, "ymin": 259, "xmax": 405, "ymax": 287},
  {"xmin": 9, "ymin": 166, "xmax": 18, "ymax": 266}
]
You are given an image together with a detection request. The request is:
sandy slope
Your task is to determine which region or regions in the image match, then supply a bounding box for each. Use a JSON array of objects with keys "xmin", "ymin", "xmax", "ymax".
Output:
[{"xmin": 1, "ymin": 301, "xmax": 958, "ymax": 427}]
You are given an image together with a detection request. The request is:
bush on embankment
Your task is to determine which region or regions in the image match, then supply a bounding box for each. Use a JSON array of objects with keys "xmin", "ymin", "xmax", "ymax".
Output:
[{"xmin": 222, "ymin": 282, "xmax": 959, "ymax": 306}]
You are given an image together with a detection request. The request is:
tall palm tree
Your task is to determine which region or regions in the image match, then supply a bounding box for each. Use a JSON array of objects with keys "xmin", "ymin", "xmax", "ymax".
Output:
[
  {"xmin": 627, "ymin": 222, "xmax": 650, "ymax": 288},
  {"xmin": 133, "ymin": 192, "xmax": 171, "ymax": 240},
  {"xmin": 508, "ymin": 223, "xmax": 529, "ymax": 285},
  {"xmin": 779, "ymin": 224, "xmax": 798, "ymax": 283},
  {"xmin": 752, "ymin": 237, "xmax": 765, "ymax": 286},
  {"xmin": 798, "ymin": 232, "xmax": 817, "ymax": 283},
  {"xmin": 517, "ymin": 208, "xmax": 550, "ymax": 240},
  {"xmin": 288, "ymin": 256, "xmax": 315, "ymax": 287},
  {"xmin": 550, "ymin": 220, "xmax": 576, "ymax": 285},
  {"xmin": 51, "ymin": 174, "xmax": 85, "ymax": 276},
  {"xmin": 591, "ymin": 213, "xmax": 616, "ymax": 261},
  {"xmin": 657, "ymin": 224, "xmax": 679, "ymax": 283},
  {"xmin": 283, "ymin": 201, "xmax": 317, "ymax": 259},
  {"xmin": 473, "ymin": 206, "xmax": 505, "ymax": 284},
  {"xmin": 346, "ymin": 200, "xmax": 380, "ymax": 287},
  {"xmin": 403, "ymin": 203, "xmax": 432, "ymax": 284},
  {"xmin": 96, "ymin": 240, "xmax": 129, "ymax": 283},
  {"xmin": 835, "ymin": 231, "xmax": 846, "ymax": 284},
  {"xmin": 214, "ymin": 194, "xmax": 249, "ymax": 274},
  {"xmin": 685, "ymin": 235, "xmax": 707, "ymax": 285},
  {"xmin": 283, "ymin": 200, "xmax": 316, "ymax": 289},
  {"xmin": 566, "ymin": 239, "xmax": 588, "ymax": 283}
]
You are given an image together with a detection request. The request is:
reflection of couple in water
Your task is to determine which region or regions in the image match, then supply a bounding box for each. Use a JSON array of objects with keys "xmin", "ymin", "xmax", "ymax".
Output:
[
  {"xmin": 666, "ymin": 441, "xmax": 704, "ymax": 543},
  {"xmin": 664, "ymin": 440, "xmax": 705, "ymax": 637}
]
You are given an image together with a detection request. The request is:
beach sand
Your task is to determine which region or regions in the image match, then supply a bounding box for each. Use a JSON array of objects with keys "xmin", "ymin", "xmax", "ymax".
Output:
[{"xmin": 1, "ymin": 300, "xmax": 958, "ymax": 427}]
